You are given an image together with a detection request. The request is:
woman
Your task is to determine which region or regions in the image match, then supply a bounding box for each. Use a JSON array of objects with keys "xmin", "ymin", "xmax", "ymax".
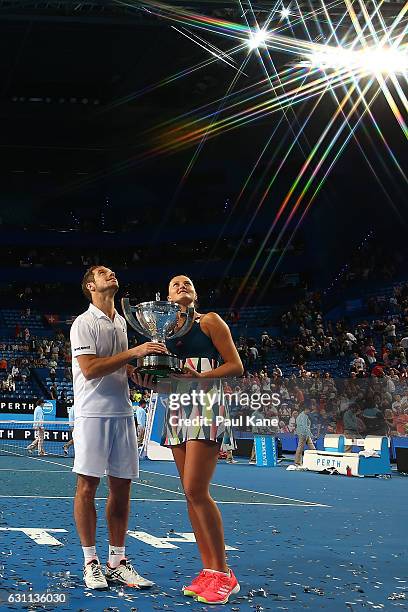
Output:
[{"xmin": 163, "ymin": 274, "xmax": 243, "ymax": 605}]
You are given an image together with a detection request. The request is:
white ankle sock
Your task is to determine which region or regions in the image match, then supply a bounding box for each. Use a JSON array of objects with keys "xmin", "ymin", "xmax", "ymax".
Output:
[
  {"xmin": 82, "ymin": 545, "xmax": 98, "ymax": 564},
  {"xmin": 108, "ymin": 545, "xmax": 126, "ymax": 568},
  {"xmin": 205, "ymin": 568, "xmax": 230, "ymax": 576}
]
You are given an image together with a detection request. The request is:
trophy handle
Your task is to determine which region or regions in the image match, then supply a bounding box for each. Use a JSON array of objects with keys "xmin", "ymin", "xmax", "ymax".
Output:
[
  {"xmin": 170, "ymin": 305, "xmax": 195, "ymax": 339},
  {"xmin": 121, "ymin": 298, "xmax": 150, "ymax": 338}
]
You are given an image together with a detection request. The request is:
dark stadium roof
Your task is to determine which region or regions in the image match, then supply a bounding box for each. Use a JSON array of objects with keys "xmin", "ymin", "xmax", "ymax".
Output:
[{"xmin": 0, "ymin": 0, "xmax": 406, "ymax": 262}]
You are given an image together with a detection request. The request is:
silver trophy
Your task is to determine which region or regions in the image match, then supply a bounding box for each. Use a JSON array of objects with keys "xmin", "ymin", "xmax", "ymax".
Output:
[{"xmin": 121, "ymin": 294, "xmax": 195, "ymax": 377}]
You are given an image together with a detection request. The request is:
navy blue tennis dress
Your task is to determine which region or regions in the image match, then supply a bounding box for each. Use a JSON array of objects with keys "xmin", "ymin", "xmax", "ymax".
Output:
[{"xmin": 161, "ymin": 315, "xmax": 235, "ymax": 449}]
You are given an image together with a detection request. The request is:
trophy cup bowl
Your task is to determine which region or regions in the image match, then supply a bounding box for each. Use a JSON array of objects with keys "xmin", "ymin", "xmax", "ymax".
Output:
[{"xmin": 121, "ymin": 298, "xmax": 195, "ymax": 378}]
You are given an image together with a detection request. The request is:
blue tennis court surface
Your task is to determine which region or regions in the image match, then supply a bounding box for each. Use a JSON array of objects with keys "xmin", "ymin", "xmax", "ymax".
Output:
[{"xmin": 0, "ymin": 454, "xmax": 407, "ymax": 611}]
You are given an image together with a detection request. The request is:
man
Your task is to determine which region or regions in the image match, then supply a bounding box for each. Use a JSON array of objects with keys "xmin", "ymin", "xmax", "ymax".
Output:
[
  {"xmin": 291, "ymin": 405, "xmax": 315, "ymax": 469},
  {"xmin": 135, "ymin": 399, "xmax": 147, "ymax": 446},
  {"xmin": 392, "ymin": 394, "xmax": 402, "ymax": 413},
  {"xmin": 132, "ymin": 389, "xmax": 142, "ymax": 404},
  {"xmin": 273, "ymin": 364, "xmax": 283, "ymax": 378},
  {"xmin": 70, "ymin": 265, "xmax": 167, "ymax": 590},
  {"xmin": 398, "ymin": 408, "xmax": 408, "ymax": 435},
  {"xmin": 248, "ymin": 344, "xmax": 259, "ymax": 364},
  {"xmin": 343, "ymin": 404, "xmax": 363, "ymax": 451},
  {"xmin": 365, "ymin": 343, "xmax": 377, "ymax": 366},
  {"xmin": 26, "ymin": 399, "xmax": 46, "ymax": 456},
  {"xmin": 63, "ymin": 404, "xmax": 75, "ymax": 456},
  {"xmin": 400, "ymin": 337, "xmax": 408, "ymax": 350},
  {"xmin": 6, "ymin": 373, "xmax": 15, "ymax": 393},
  {"xmin": 351, "ymin": 353, "xmax": 366, "ymax": 374},
  {"xmin": 385, "ymin": 321, "xmax": 396, "ymax": 341},
  {"xmin": 248, "ymin": 408, "xmax": 266, "ymax": 464},
  {"xmin": 21, "ymin": 365, "xmax": 30, "ymax": 384}
]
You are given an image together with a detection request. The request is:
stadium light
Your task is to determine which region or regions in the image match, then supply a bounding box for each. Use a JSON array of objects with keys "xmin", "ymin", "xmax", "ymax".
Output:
[
  {"xmin": 306, "ymin": 45, "xmax": 408, "ymax": 76},
  {"xmin": 280, "ymin": 7, "xmax": 290, "ymax": 19},
  {"xmin": 247, "ymin": 28, "xmax": 268, "ymax": 51}
]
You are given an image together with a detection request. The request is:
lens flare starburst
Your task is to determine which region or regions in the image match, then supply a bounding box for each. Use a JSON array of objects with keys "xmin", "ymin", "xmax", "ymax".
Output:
[
  {"xmin": 303, "ymin": 44, "xmax": 408, "ymax": 76},
  {"xmin": 68, "ymin": 0, "xmax": 407, "ymax": 305}
]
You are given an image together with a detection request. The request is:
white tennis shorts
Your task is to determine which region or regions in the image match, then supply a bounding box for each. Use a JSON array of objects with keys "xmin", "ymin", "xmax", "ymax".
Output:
[{"xmin": 73, "ymin": 416, "xmax": 139, "ymax": 479}]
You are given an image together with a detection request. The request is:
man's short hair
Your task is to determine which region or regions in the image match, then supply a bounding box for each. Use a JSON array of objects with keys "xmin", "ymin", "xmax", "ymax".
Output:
[{"xmin": 81, "ymin": 266, "xmax": 101, "ymax": 301}]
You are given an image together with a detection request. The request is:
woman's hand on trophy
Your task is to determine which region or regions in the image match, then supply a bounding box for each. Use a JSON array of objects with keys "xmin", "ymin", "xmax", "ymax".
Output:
[
  {"xmin": 131, "ymin": 342, "xmax": 168, "ymax": 358},
  {"xmin": 131, "ymin": 371, "xmax": 157, "ymax": 391},
  {"xmin": 172, "ymin": 366, "xmax": 203, "ymax": 379}
]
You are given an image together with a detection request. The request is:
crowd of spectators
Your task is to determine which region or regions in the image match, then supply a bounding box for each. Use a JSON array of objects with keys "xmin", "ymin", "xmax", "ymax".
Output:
[
  {"xmin": 228, "ymin": 369, "xmax": 408, "ymax": 438},
  {"xmin": 1, "ymin": 272, "xmax": 408, "ymax": 439},
  {"xmin": 229, "ymin": 282, "xmax": 408, "ymax": 439},
  {"xmin": 0, "ymin": 324, "xmax": 72, "ymax": 402},
  {"xmin": 0, "ymin": 310, "xmax": 147, "ymax": 407},
  {"xmin": 234, "ymin": 282, "xmax": 408, "ymax": 372},
  {"xmin": 0, "ymin": 359, "xmax": 32, "ymax": 393}
]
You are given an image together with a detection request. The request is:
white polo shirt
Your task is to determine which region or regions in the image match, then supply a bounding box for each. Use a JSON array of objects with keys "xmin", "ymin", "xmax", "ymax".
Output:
[
  {"xmin": 70, "ymin": 303, "xmax": 133, "ymax": 418},
  {"xmin": 68, "ymin": 404, "xmax": 75, "ymax": 425},
  {"xmin": 33, "ymin": 406, "xmax": 44, "ymax": 427}
]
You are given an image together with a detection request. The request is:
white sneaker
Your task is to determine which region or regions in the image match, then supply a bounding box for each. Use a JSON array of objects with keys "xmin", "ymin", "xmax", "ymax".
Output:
[
  {"xmin": 286, "ymin": 464, "xmax": 302, "ymax": 471},
  {"xmin": 83, "ymin": 560, "xmax": 109, "ymax": 589},
  {"xmin": 105, "ymin": 559, "xmax": 154, "ymax": 588}
]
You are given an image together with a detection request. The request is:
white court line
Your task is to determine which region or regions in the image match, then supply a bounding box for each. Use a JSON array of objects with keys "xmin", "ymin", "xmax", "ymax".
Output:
[
  {"xmin": 140, "ymin": 468, "xmax": 330, "ymax": 508},
  {"xmin": 0, "ymin": 469, "xmax": 70, "ymax": 472},
  {"xmin": 0, "ymin": 494, "xmax": 321, "ymax": 506},
  {"xmin": 0, "ymin": 449, "xmax": 73, "ymax": 470},
  {"xmin": 1, "ymin": 450, "xmax": 329, "ymax": 508},
  {"xmin": 0, "ymin": 458, "xmax": 188, "ymax": 501},
  {"xmin": 135, "ymin": 481, "xmax": 185, "ymax": 496}
]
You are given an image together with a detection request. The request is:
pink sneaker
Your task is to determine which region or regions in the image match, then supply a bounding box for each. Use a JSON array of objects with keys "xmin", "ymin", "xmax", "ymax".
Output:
[
  {"xmin": 196, "ymin": 569, "xmax": 240, "ymax": 604},
  {"xmin": 182, "ymin": 569, "xmax": 211, "ymax": 597}
]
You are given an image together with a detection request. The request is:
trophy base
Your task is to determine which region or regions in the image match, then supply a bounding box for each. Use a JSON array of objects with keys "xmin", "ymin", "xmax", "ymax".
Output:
[{"xmin": 135, "ymin": 354, "xmax": 183, "ymax": 378}]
